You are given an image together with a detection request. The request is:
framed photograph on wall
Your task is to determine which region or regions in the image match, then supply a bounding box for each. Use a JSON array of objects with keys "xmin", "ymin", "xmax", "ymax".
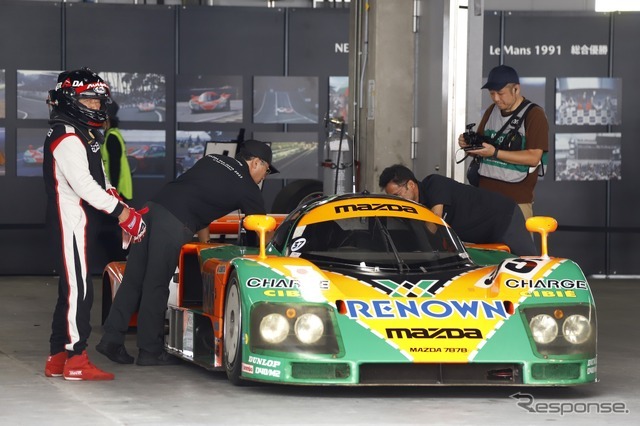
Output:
[
  {"xmin": 329, "ymin": 76, "xmax": 348, "ymax": 123},
  {"xmin": 253, "ymin": 131, "xmax": 319, "ymax": 180},
  {"xmin": 119, "ymin": 129, "xmax": 166, "ymax": 177},
  {"xmin": 176, "ymin": 75, "xmax": 242, "ymax": 123},
  {"xmin": 17, "ymin": 70, "xmax": 60, "ymax": 120},
  {"xmin": 175, "ymin": 130, "xmax": 240, "ymax": 177},
  {"xmin": 555, "ymin": 77, "xmax": 622, "ymax": 126},
  {"xmin": 16, "ymin": 128, "xmax": 48, "ymax": 177},
  {"xmin": 253, "ymin": 76, "xmax": 319, "ymax": 124},
  {"xmin": 0, "ymin": 127, "xmax": 5, "ymax": 176},
  {"xmin": 0, "ymin": 69, "xmax": 5, "ymax": 119},
  {"xmin": 555, "ymin": 132, "xmax": 621, "ymax": 181},
  {"xmin": 98, "ymin": 72, "xmax": 166, "ymax": 123}
]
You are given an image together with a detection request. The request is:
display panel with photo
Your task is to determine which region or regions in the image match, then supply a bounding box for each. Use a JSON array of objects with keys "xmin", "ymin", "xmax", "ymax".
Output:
[
  {"xmin": 0, "ymin": 69, "xmax": 5, "ymax": 119},
  {"xmin": 177, "ymin": 75, "xmax": 242, "ymax": 123},
  {"xmin": 254, "ymin": 132, "xmax": 319, "ymax": 180},
  {"xmin": 16, "ymin": 128, "xmax": 48, "ymax": 177},
  {"xmin": 99, "ymin": 72, "xmax": 166, "ymax": 123},
  {"xmin": 0, "ymin": 127, "xmax": 5, "ymax": 176},
  {"xmin": 120, "ymin": 129, "xmax": 166, "ymax": 177},
  {"xmin": 555, "ymin": 77, "xmax": 622, "ymax": 126},
  {"xmin": 17, "ymin": 70, "xmax": 60, "ymax": 120},
  {"xmin": 329, "ymin": 76, "xmax": 348, "ymax": 123},
  {"xmin": 176, "ymin": 130, "xmax": 240, "ymax": 177},
  {"xmin": 254, "ymin": 77, "xmax": 319, "ymax": 124},
  {"xmin": 481, "ymin": 77, "xmax": 546, "ymax": 113},
  {"xmin": 555, "ymin": 133, "xmax": 621, "ymax": 181}
]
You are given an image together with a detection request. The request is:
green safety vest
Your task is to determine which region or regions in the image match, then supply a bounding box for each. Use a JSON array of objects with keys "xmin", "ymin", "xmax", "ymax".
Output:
[{"xmin": 101, "ymin": 127, "xmax": 133, "ymax": 200}]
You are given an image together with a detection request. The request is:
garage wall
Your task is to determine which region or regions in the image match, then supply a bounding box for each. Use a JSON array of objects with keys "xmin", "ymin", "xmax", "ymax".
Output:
[{"xmin": 0, "ymin": 2, "xmax": 349, "ymax": 275}]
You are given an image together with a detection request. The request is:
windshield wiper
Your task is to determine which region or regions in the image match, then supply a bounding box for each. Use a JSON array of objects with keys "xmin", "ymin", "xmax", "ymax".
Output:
[{"xmin": 374, "ymin": 217, "xmax": 409, "ymax": 273}]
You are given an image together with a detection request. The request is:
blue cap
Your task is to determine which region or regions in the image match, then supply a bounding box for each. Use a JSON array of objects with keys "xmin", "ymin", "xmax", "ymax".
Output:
[{"xmin": 482, "ymin": 65, "xmax": 520, "ymax": 91}]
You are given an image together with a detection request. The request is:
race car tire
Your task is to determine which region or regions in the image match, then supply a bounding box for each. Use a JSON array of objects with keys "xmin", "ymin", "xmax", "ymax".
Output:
[
  {"xmin": 223, "ymin": 272, "xmax": 244, "ymax": 385},
  {"xmin": 270, "ymin": 179, "xmax": 323, "ymax": 213}
]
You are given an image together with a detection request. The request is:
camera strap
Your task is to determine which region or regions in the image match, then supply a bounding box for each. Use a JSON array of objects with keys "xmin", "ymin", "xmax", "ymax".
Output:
[
  {"xmin": 457, "ymin": 99, "xmax": 533, "ymax": 165},
  {"xmin": 492, "ymin": 99, "xmax": 532, "ymax": 142}
]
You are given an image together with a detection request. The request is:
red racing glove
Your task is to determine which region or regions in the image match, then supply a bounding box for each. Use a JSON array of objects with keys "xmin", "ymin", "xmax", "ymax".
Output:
[{"xmin": 119, "ymin": 207, "xmax": 149, "ymax": 248}]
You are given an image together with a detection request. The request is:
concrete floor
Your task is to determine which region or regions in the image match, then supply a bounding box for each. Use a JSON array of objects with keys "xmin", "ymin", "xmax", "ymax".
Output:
[{"xmin": 0, "ymin": 276, "xmax": 638, "ymax": 426}]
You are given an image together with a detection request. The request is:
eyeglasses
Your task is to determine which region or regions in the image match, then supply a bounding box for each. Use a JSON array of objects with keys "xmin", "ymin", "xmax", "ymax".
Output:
[
  {"xmin": 392, "ymin": 182, "xmax": 409, "ymax": 197},
  {"xmin": 260, "ymin": 159, "xmax": 271, "ymax": 175}
]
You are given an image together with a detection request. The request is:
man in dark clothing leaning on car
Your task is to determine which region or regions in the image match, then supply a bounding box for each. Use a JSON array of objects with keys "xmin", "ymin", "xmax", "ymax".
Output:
[
  {"xmin": 97, "ymin": 139, "xmax": 278, "ymax": 367},
  {"xmin": 379, "ymin": 164, "xmax": 536, "ymax": 256}
]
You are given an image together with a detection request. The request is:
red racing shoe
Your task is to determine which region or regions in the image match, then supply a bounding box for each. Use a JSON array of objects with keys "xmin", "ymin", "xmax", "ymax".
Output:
[
  {"xmin": 63, "ymin": 351, "xmax": 115, "ymax": 381},
  {"xmin": 44, "ymin": 351, "xmax": 68, "ymax": 377}
]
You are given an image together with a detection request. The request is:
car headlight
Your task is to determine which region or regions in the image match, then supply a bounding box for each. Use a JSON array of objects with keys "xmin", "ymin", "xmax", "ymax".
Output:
[
  {"xmin": 259, "ymin": 313, "xmax": 290, "ymax": 344},
  {"xmin": 523, "ymin": 305, "xmax": 597, "ymax": 357},
  {"xmin": 562, "ymin": 314, "xmax": 591, "ymax": 344},
  {"xmin": 529, "ymin": 314, "xmax": 558, "ymax": 344},
  {"xmin": 295, "ymin": 313, "xmax": 324, "ymax": 344},
  {"xmin": 250, "ymin": 303, "xmax": 341, "ymax": 355}
]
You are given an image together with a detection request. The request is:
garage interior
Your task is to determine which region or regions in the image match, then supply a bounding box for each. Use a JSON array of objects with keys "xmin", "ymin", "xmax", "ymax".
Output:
[{"xmin": 0, "ymin": 0, "xmax": 638, "ymax": 424}]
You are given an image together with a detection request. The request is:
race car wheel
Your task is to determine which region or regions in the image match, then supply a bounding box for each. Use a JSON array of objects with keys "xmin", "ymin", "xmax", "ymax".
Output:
[{"xmin": 223, "ymin": 272, "xmax": 244, "ymax": 385}]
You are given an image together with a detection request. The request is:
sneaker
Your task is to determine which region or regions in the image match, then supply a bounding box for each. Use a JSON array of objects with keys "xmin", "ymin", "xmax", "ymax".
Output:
[
  {"xmin": 136, "ymin": 349, "xmax": 181, "ymax": 366},
  {"xmin": 45, "ymin": 352, "xmax": 68, "ymax": 377},
  {"xmin": 63, "ymin": 351, "xmax": 115, "ymax": 381},
  {"xmin": 96, "ymin": 341, "xmax": 134, "ymax": 364}
]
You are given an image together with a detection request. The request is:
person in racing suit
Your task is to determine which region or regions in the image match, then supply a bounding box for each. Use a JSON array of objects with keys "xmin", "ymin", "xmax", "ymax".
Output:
[
  {"xmin": 379, "ymin": 164, "xmax": 536, "ymax": 256},
  {"xmin": 97, "ymin": 139, "xmax": 278, "ymax": 367},
  {"xmin": 43, "ymin": 68, "xmax": 148, "ymax": 381}
]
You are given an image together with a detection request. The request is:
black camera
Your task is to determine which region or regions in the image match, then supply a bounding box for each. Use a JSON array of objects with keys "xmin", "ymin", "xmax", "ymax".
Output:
[{"xmin": 462, "ymin": 123, "xmax": 488, "ymax": 151}]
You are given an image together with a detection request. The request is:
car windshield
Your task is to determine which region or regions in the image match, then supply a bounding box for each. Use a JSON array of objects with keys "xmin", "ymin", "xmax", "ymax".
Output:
[
  {"xmin": 200, "ymin": 92, "xmax": 216, "ymax": 101},
  {"xmin": 287, "ymin": 216, "xmax": 471, "ymax": 272}
]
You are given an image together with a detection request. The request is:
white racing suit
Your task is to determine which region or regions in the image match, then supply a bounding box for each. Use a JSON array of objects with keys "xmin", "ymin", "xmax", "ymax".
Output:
[{"xmin": 43, "ymin": 116, "xmax": 123, "ymax": 355}]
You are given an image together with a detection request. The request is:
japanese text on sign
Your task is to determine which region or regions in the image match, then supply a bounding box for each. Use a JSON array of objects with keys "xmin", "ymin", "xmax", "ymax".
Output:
[{"xmin": 489, "ymin": 44, "xmax": 609, "ymax": 56}]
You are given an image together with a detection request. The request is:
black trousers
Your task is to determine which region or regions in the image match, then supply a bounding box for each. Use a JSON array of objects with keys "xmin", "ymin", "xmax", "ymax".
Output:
[
  {"xmin": 101, "ymin": 202, "xmax": 193, "ymax": 354},
  {"xmin": 501, "ymin": 206, "xmax": 537, "ymax": 256},
  {"xmin": 48, "ymin": 206, "xmax": 95, "ymax": 356}
]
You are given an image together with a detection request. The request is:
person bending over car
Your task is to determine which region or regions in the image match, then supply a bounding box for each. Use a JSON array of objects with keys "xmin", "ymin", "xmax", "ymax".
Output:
[
  {"xmin": 97, "ymin": 140, "xmax": 278, "ymax": 367},
  {"xmin": 43, "ymin": 68, "xmax": 148, "ymax": 381},
  {"xmin": 379, "ymin": 164, "xmax": 536, "ymax": 256}
]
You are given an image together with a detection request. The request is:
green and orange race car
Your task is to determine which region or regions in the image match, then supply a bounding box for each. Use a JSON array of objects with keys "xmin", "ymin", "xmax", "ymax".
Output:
[{"xmin": 102, "ymin": 193, "xmax": 597, "ymax": 386}]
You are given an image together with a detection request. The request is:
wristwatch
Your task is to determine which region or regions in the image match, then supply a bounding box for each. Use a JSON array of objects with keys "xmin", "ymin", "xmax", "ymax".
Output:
[{"xmin": 492, "ymin": 147, "xmax": 499, "ymax": 159}]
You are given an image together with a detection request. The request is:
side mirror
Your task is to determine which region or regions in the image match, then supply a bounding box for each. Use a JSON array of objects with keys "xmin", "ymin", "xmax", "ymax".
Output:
[
  {"xmin": 243, "ymin": 215, "xmax": 277, "ymax": 259},
  {"xmin": 526, "ymin": 216, "xmax": 558, "ymax": 259}
]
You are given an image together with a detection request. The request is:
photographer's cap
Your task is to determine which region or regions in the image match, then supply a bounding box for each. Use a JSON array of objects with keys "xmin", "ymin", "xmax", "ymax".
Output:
[
  {"xmin": 482, "ymin": 65, "xmax": 520, "ymax": 91},
  {"xmin": 239, "ymin": 139, "xmax": 279, "ymax": 174}
]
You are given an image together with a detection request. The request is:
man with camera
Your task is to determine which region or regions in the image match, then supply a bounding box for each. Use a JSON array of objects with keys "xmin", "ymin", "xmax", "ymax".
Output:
[
  {"xmin": 379, "ymin": 165, "xmax": 536, "ymax": 256},
  {"xmin": 458, "ymin": 65, "xmax": 549, "ymax": 220}
]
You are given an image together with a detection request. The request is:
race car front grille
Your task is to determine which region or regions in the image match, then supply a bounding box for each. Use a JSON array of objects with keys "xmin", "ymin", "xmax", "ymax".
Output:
[
  {"xmin": 531, "ymin": 363, "xmax": 581, "ymax": 380},
  {"xmin": 291, "ymin": 362, "xmax": 351, "ymax": 380},
  {"xmin": 358, "ymin": 363, "xmax": 523, "ymax": 385}
]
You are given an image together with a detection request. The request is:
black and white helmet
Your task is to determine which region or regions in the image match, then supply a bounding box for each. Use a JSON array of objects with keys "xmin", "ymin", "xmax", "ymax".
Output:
[{"xmin": 48, "ymin": 67, "xmax": 112, "ymax": 128}]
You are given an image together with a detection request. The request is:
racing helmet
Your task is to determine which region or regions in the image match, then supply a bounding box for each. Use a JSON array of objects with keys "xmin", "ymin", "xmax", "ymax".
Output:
[{"xmin": 48, "ymin": 67, "xmax": 112, "ymax": 128}]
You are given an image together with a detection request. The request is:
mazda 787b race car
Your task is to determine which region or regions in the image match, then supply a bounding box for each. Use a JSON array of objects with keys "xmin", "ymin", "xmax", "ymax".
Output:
[{"xmin": 102, "ymin": 194, "xmax": 597, "ymax": 386}]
